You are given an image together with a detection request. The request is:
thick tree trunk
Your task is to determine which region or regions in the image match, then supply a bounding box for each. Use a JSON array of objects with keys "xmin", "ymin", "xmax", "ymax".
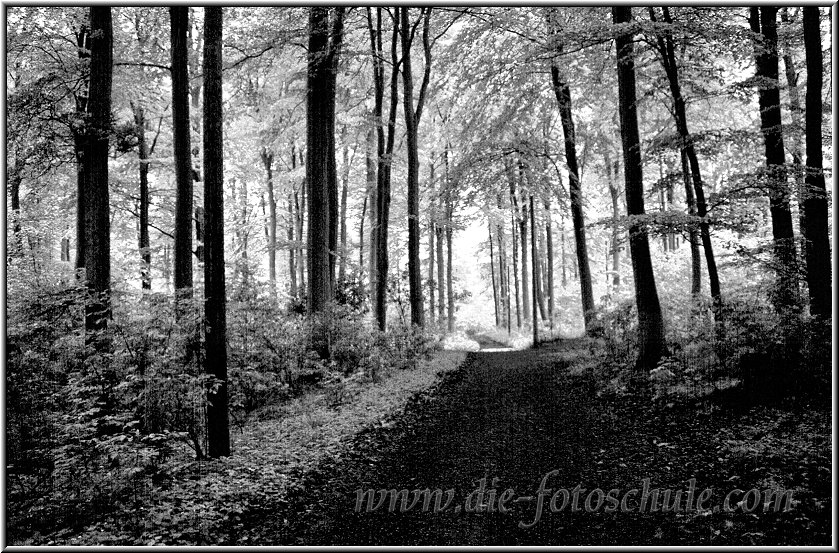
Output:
[
  {"xmin": 84, "ymin": 7, "xmax": 112, "ymax": 334},
  {"xmin": 613, "ymin": 6, "xmax": 668, "ymax": 371},
  {"xmin": 750, "ymin": 6, "xmax": 800, "ymax": 313},
  {"xmin": 202, "ymin": 6, "xmax": 229, "ymax": 458},
  {"xmin": 134, "ymin": 103, "xmax": 151, "ymax": 290},
  {"xmin": 307, "ymin": 7, "xmax": 333, "ymax": 313},
  {"xmin": 326, "ymin": 10, "xmax": 345, "ymax": 290},
  {"xmin": 802, "ymin": 7, "xmax": 831, "ymax": 320},
  {"xmin": 171, "ymin": 7, "xmax": 193, "ymax": 299}
]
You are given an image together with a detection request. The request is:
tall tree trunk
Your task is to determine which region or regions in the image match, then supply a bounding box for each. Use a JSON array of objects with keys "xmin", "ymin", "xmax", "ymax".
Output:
[
  {"xmin": 530, "ymin": 195, "xmax": 539, "ymax": 344},
  {"xmin": 681, "ymin": 150, "xmax": 702, "ymax": 296},
  {"xmin": 369, "ymin": 8, "xmax": 399, "ymax": 331},
  {"xmin": 74, "ymin": 25, "xmax": 90, "ymax": 271},
  {"xmin": 489, "ymin": 224, "xmax": 500, "ymax": 327},
  {"xmin": 203, "ymin": 6, "xmax": 229, "ymax": 458},
  {"xmin": 436, "ymin": 224, "xmax": 445, "ymax": 323},
  {"xmin": 400, "ymin": 7, "xmax": 431, "ymax": 328},
  {"xmin": 133, "ymin": 103, "xmax": 151, "ymax": 290},
  {"xmin": 780, "ymin": 8, "xmax": 806, "ymax": 247},
  {"xmin": 532, "ymin": 203, "xmax": 548, "ymax": 322},
  {"xmin": 446, "ymin": 225, "xmax": 454, "ymax": 332},
  {"xmin": 325, "ymin": 10, "xmax": 345, "ymax": 290},
  {"xmin": 750, "ymin": 6, "xmax": 800, "ymax": 313},
  {"xmin": 547, "ymin": 8, "xmax": 595, "ymax": 331},
  {"xmin": 8, "ymin": 152, "xmax": 23, "ymax": 256},
  {"xmin": 260, "ymin": 147, "xmax": 277, "ymax": 297},
  {"xmin": 613, "ymin": 6, "xmax": 668, "ymax": 371},
  {"xmin": 307, "ymin": 7, "xmax": 333, "ymax": 313},
  {"xmin": 511, "ymin": 210, "xmax": 521, "ymax": 328},
  {"xmin": 605, "ymin": 154, "xmax": 621, "ymax": 292},
  {"xmin": 650, "ymin": 6, "xmax": 721, "ymax": 309},
  {"xmin": 366, "ymin": 126, "xmax": 377, "ymax": 304},
  {"xmin": 171, "ymin": 7, "xmax": 193, "ymax": 300},
  {"xmin": 338, "ymin": 142, "xmax": 349, "ymax": 284},
  {"xmin": 544, "ymin": 198, "xmax": 555, "ymax": 323},
  {"xmin": 428, "ymin": 163, "xmax": 436, "ymax": 324},
  {"xmin": 296, "ymin": 169, "xmax": 305, "ymax": 297},
  {"xmin": 287, "ymin": 147, "xmax": 297, "ymax": 299},
  {"xmin": 518, "ymin": 195, "xmax": 530, "ymax": 326},
  {"xmin": 802, "ymin": 7, "xmax": 831, "ymax": 320},
  {"xmin": 84, "ymin": 6, "xmax": 112, "ymax": 334}
]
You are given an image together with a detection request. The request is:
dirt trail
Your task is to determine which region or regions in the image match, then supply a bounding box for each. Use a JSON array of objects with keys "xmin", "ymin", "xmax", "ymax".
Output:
[{"xmin": 239, "ymin": 339, "xmax": 828, "ymax": 546}]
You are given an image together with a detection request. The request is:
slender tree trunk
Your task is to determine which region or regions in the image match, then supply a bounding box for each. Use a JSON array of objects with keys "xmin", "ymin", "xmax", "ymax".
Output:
[
  {"xmin": 171, "ymin": 7, "xmax": 193, "ymax": 300},
  {"xmin": 544, "ymin": 198, "xmax": 555, "ymax": 323},
  {"xmin": 681, "ymin": 150, "xmax": 702, "ymax": 296},
  {"xmin": 8, "ymin": 153, "xmax": 23, "ymax": 256},
  {"xmin": 261, "ymin": 147, "xmax": 277, "ymax": 296},
  {"xmin": 400, "ymin": 7, "xmax": 427, "ymax": 328},
  {"xmin": 307, "ymin": 7, "xmax": 333, "ymax": 313},
  {"xmin": 802, "ymin": 7, "xmax": 831, "ymax": 320},
  {"xmin": 613, "ymin": 6, "xmax": 667, "ymax": 371},
  {"xmin": 530, "ymin": 196, "xmax": 539, "ymax": 344},
  {"xmin": 366, "ymin": 126, "xmax": 377, "ymax": 304},
  {"xmin": 436, "ymin": 224, "xmax": 445, "ymax": 323},
  {"xmin": 489, "ymin": 224, "xmax": 500, "ymax": 327},
  {"xmin": 84, "ymin": 6, "xmax": 112, "ymax": 334},
  {"xmin": 519, "ymin": 196, "xmax": 530, "ymax": 326},
  {"xmin": 606, "ymin": 154, "xmax": 621, "ymax": 292},
  {"xmin": 446, "ymin": 225, "xmax": 454, "ymax": 332},
  {"xmin": 548, "ymin": 9, "xmax": 595, "ymax": 331},
  {"xmin": 296, "ymin": 171, "xmax": 305, "ymax": 297},
  {"xmin": 202, "ymin": 6, "xmax": 229, "ymax": 458},
  {"xmin": 287, "ymin": 154, "xmax": 297, "ymax": 299},
  {"xmin": 428, "ymin": 164, "xmax": 436, "ymax": 324},
  {"xmin": 651, "ymin": 6, "xmax": 721, "ymax": 309},
  {"xmin": 780, "ymin": 8, "xmax": 806, "ymax": 248},
  {"xmin": 133, "ymin": 103, "xmax": 151, "ymax": 290},
  {"xmin": 74, "ymin": 25, "xmax": 90, "ymax": 271},
  {"xmin": 532, "ymin": 203, "xmax": 547, "ymax": 322},
  {"xmin": 750, "ymin": 6, "xmax": 800, "ymax": 314},
  {"xmin": 338, "ymin": 142, "xmax": 349, "ymax": 284},
  {"xmin": 511, "ymin": 210, "xmax": 521, "ymax": 329}
]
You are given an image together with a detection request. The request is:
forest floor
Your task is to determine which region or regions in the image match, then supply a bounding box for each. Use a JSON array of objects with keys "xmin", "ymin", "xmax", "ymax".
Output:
[{"xmin": 231, "ymin": 338, "xmax": 831, "ymax": 546}]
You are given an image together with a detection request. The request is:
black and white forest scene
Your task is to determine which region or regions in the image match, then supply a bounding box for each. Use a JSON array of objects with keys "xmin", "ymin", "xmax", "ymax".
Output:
[{"xmin": 4, "ymin": 5, "xmax": 834, "ymax": 547}]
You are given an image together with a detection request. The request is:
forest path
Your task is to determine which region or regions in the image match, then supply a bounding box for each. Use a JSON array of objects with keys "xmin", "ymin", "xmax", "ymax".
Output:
[{"xmin": 239, "ymin": 339, "xmax": 825, "ymax": 546}]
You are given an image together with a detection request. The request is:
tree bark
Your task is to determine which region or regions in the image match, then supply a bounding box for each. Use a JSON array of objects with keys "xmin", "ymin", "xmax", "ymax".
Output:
[
  {"xmin": 750, "ymin": 6, "xmax": 800, "ymax": 314},
  {"xmin": 133, "ymin": 103, "xmax": 151, "ymax": 290},
  {"xmin": 489, "ymin": 224, "xmax": 500, "ymax": 327},
  {"xmin": 365, "ymin": 125, "xmax": 377, "ymax": 304},
  {"xmin": 547, "ymin": 8, "xmax": 595, "ymax": 330},
  {"xmin": 530, "ymin": 196, "xmax": 539, "ymax": 345},
  {"xmin": 780, "ymin": 8, "xmax": 806, "ymax": 248},
  {"xmin": 171, "ymin": 7, "xmax": 193, "ymax": 299},
  {"xmin": 613, "ymin": 6, "xmax": 668, "ymax": 371},
  {"xmin": 260, "ymin": 147, "xmax": 277, "ymax": 296},
  {"xmin": 338, "ymin": 140, "xmax": 349, "ymax": 284},
  {"xmin": 681, "ymin": 150, "xmax": 702, "ymax": 296},
  {"xmin": 446, "ymin": 225, "xmax": 455, "ymax": 332},
  {"xmin": 650, "ymin": 6, "xmax": 720, "ymax": 308},
  {"xmin": 74, "ymin": 25, "xmax": 90, "ymax": 271},
  {"xmin": 202, "ymin": 6, "xmax": 229, "ymax": 458},
  {"xmin": 511, "ymin": 209, "xmax": 521, "ymax": 329},
  {"xmin": 802, "ymin": 7, "xmax": 831, "ymax": 319},
  {"xmin": 605, "ymin": 153, "xmax": 621, "ymax": 292},
  {"xmin": 544, "ymin": 198, "xmax": 555, "ymax": 324},
  {"xmin": 428, "ymin": 160, "xmax": 436, "ymax": 324},
  {"xmin": 307, "ymin": 7, "xmax": 333, "ymax": 313},
  {"xmin": 326, "ymin": 9, "xmax": 345, "ymax": 289},
  {"xmin": 84, "ymin": 7, "xmax": 112, "ymax": 334}
]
